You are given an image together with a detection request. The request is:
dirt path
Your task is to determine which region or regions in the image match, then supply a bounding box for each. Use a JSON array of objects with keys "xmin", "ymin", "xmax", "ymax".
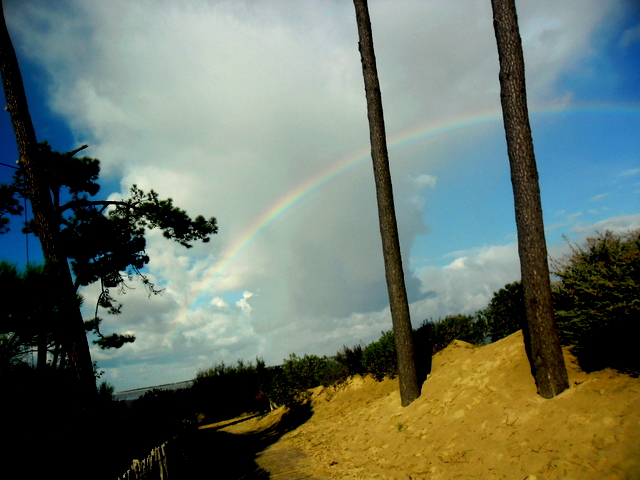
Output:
[
  {"xmin": 256, "ymin": 446, "xmax": 324, "ymax": 480},
  {"xmin": 186, "ymin": 406, "xmax": 323, "ymax": 479},
  {"xmin": 213, "ymin": 332, "xmax": 640, "ymax": 480}
]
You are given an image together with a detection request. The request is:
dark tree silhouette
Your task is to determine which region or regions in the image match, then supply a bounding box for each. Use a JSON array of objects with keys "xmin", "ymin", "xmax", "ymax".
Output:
[
  {"xmin": 0, "ymin": 0, "xmax": 96, "ymax": 399},
  {"xmin": 491, "ymin": 0, "xmax": 569, "ymax": 398},
  {"xmin": 4, "ymin": 142, "xmax": 217, "ymax": 352},
  {"xmin": 353, "ymin": 0, "xmax": 420, "ymax": 406},
  {"xmin": 0, "ymin": 2, "xmax": 217, "ymax": 395}
]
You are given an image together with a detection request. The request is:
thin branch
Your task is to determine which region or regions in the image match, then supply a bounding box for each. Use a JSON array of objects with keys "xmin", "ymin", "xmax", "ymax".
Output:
[
  {"xmin": 64, "ymin": 144, "xmax": 89, "ymax": 158},
  {"xmin": 59, "ymin": 198, "xmax": 130, "ymax": 214},
  {"xmin": 0, "ymin": 160, "xmax": 18, "ymax": 169}
]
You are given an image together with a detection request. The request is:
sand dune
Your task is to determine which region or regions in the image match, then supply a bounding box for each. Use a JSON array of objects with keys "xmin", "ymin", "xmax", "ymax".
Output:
[{"xmin": 212, "ymin": 331, "xmax": 640, "ymax": 479}]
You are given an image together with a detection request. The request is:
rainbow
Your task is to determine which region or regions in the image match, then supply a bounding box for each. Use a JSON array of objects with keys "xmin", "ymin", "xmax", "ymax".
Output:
[{"xmin": 176, "ymin": 104, "xmax": 639, "ymax": 319}]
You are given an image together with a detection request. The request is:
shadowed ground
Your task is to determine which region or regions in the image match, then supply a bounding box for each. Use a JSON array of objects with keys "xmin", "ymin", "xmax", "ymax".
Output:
[
  {"xmin": 169, "ymin": 404, "xmax": 323, "ymax": 479},
  {"xmin": 159, "ymin": 332, "xmax": 640, "ymax": 479}
]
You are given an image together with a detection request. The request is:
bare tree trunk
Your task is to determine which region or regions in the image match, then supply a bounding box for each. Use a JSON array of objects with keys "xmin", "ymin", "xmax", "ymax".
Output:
[
  {"xmin": 491, "ymin": 0, "xmax": 569, "ymax": 398},
  {"xmin": 0, "ymin": 1, "xmax": 96, "ymax": 400},
  {"xmin": 353, "ymin": 0, "xmax": 420, "ymax": 406}
]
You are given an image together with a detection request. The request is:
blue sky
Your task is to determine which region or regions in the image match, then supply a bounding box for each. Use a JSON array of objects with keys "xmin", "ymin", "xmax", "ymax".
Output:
[{"xmin": 1, "ymin": 0, "xmax": 639, "ymax": 391}]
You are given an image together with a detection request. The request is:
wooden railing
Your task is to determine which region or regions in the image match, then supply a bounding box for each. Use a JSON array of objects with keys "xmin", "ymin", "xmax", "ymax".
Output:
[{"xmin": 117, "ymin": 441, "xmax": 169, "ymax": 480}]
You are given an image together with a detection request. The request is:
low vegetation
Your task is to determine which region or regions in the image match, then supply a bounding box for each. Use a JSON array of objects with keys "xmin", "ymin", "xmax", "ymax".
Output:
[
  {"xmin": 483, "ymin": 230, "xmax": 639, "ymax": 375},
  {"xmin": 1, "ymin": 230, "xmax": 636, "ymax": 478},
  {"xmin": 552, "ymin": 230, "xmax": 639, "ymax": 374}
]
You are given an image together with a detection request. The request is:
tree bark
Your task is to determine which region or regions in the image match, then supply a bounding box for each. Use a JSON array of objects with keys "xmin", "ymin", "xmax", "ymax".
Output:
[
  {"xmin": 353, "ymin": 0, "xmax": 420, "ymax": 406},
  {"xmin": 491, "ymin": 0, "xmax": 569, "ymax": 398},
  {"xmin": 0, "ymin": 1, "xmax": 96, "ymax": 400}
]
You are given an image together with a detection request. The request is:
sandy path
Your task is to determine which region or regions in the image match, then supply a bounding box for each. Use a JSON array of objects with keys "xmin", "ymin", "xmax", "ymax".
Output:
[{"xmin": 214, "ymin": 332, "xmax": 640, "ymax": 479}]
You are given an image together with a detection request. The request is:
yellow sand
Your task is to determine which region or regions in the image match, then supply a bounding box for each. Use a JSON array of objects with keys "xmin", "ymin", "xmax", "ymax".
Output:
[{"xmin": 215, "ymin": 331, "xmax": 640, "ymax": 479}]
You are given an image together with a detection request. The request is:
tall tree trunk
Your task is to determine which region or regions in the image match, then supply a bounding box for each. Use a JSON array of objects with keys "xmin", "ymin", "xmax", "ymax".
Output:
[
  {"xmin": 491, "ymin": 0, "xmax": 569, "ymax": 398},
  {"xmin": 0, "ymin": 1, "xmax": 96, "ymax": 400},
  {"xmin": 353, "ymin": 0, "xmax": 420, "ymax": 407}
]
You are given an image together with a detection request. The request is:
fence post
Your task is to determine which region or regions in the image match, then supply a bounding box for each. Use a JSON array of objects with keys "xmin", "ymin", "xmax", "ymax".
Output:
[{"xmin": 117, "ymin": 440, "xmax": 171, "ymax": 480}]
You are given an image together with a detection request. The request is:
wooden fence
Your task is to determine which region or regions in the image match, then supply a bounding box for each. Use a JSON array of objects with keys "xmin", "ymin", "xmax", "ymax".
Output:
[{"xmin": 117, "ymin": 441, "xmax": 169, "ymax": 480}]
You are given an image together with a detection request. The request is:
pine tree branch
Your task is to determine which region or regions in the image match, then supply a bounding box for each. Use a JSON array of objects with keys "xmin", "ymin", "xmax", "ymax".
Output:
[{"xmin": 59, "ymin": 198, "xmax": 130, "ymax": 214}]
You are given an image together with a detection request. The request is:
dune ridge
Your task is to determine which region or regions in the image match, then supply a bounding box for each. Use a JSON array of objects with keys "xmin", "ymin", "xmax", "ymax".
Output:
[{"xmin": 217, "ymin": 331, "xmax": 640, "ymax": 479}]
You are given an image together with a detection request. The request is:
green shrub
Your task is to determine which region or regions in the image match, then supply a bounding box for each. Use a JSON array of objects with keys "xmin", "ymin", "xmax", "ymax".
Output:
[
  {"xmin": 319, "ymin": 357, "xmax": 350, "ymax": 388},
  {"xmin": 478, "ymin": 282, "xmax": 525, "ymax": 342},
  {"xmin": 287, "ymin": 354, "xmax": 331, "ymax": 389},
  {"xmin": 335, "ymin": 343, "xmax": 365, "ymax": 377},
  {"xmin": 264, "ymin": 353, "xmax": 342, "ymax": 407},
  {"xmin": 260, "ymin": 365, "xmax": 292, "ymax": 407},
  {"xmin": 360, "ymin": 317, "xmax": 487, "ymax": 384},
  {"xmin": 552, "ymin": 230, "xmax": 640, "ymax": 375},
  {"xmin": 362, "ymin": 330, "xmax": 397, "ymax": 381},
  {"xmin": 191, "ymin": 358, "xmax": 268, "ymax": 420},
  {"xmin": 415, "ymin": 314, "xmax": 487, "ymax": 356}
]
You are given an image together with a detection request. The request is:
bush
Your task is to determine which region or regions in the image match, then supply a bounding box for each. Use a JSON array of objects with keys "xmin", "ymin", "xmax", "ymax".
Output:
[
  {"xmin": 335, "ymin": 343, "xmax": 365, "ymax": 377},
  {"xmin": 362, "ymin": 330, "xmax": 398, "ymax": 381},
  {"xmin": 361, "ymin": 317, "xmax": 487, "ymax": 384},
  {"xmin": 478, "ymin": 282, "xmax": 525, "ymax": 342},
  {"xmin": 191, "ymin": 358, "xmax": 268, "ymax": 420},
  {"xmin": 415, "ymin": 314, "xmax": 487, "ymax": 356},
  {"xmin": 319, "ymin": 357, "xmax": 351, "ymax": 388},
  {"xmin": 552, "ymin": 230, "xmax": 640, "ymax": 375},
  {"xmin": 265, "ymin": 353, "xmax": 343, "ymax": 407}
]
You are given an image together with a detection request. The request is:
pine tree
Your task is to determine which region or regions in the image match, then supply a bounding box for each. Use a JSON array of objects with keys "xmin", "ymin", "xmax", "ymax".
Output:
[
  {"xmin": 353, "ymin": 0, "xmax": 420, "ymax": 406},
  {"xmin": 0, "ymin": 0, "xmax": 96, "ymax": 398},
  {"xmin": 491, "ymin": 0, "xmax": 569, "ymax": 398}
]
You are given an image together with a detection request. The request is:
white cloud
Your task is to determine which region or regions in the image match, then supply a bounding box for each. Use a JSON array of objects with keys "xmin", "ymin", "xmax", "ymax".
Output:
[
  {"xmin": 3, "ymin": 0, "xmax": 627, "ymax": 391},
  {"xmin": 414, "ymin": 174, "xmax": 437, "ymax": 189},
  {"xmin": 569, "ymin": 213, "xmax": 640, "ymax": 238},
  {"xmin": 413, "ymin": 243, "xmax": 521, "ymax": 321},
  {"xmin": 235, "ymin": 291, "xmax": 254, "ymax": 315},
  {"xmin": 211, "ymin": 297, "xmax": 228, "ymax": 309}
]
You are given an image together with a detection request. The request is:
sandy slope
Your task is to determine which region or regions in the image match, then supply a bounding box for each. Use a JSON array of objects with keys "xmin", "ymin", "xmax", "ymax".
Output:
[{"xmin": 215, "ymin": 332, "xmax": 640, "ymax": 479}]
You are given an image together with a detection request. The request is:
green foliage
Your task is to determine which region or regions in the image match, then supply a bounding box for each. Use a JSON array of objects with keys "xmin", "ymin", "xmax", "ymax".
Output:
[
  {"xmin": 334, "ymin": 343, "xmax": 365, "ymax": 377},
  {"xmin": 552, "ymin": 230, "xmax": 640, "ymax": 374},
  {"xmin": 416, "ymin": 314, "xmax": 487, "ymax": 356},
  {"xmin": 362, "ymin": 330, "xmax": 398, "ymax": 381},
  {"xmin": 283, "ymin": 353, "xmax": 333, "ymax": 390},
  {"xmin": 84, "ymin": 317, "xmax": 135, "ymax": 349},
  {"xmin": 477, "ymin": 282, "xmax": 525, "ymax": 342},
  {"xmin": 0, "ymin": 261, "xmax": 23, "ymax": 335},
  {"xmin": 2, "ymin": 142, "xmax": 217, "ymax": 350},
  {"xmin": 191, "ymin": 358, "xmax": 270, "ymax": 420},
  {"xmin": 0, "ymin": 261, "xmax": 68, "ymax": 367},
  {"xmin": 266, "ymin": 354, "xmax": 339, "ymax": 407},
  {"xmin": 360, "ymin": 317, "xmax": 488, "ymax": 384},
  {"xmin": 97, "ymin": 380, "xmax": 116, "ymax": 400},
  {"xmin": 476, "ymin": 231, "xmax": 639, "ymax": 374},
  {"xmin": 0, "ymin": 182, "xmax": 21, "ymax": 234},
  {"xmin": 0, "ymin": 333, "xmax": 27, "ymax": 372}
]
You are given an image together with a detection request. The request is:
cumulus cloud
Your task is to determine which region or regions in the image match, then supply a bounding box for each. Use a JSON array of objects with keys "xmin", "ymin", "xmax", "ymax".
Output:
[
  {"xmin": 3, "ymin": 0, "xmax": 627, "ymax": 390},
  {"xmin": 235, "ymin": 291, "xmax": 254, "ymax": 315},
  {"xmin": 413, "ymin": 243, "xmax": 521, "ymax": 320},
  {"xmin": 568, "ymin": 213, "xmax": 640, "ymax": 239},
  {"xmin": 414, "ymin": 174, "xmax": 437, "ymax": 189},
  {"xmin": 211, "ymin": 297, "xmax": 228, "ymax": 309}
]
